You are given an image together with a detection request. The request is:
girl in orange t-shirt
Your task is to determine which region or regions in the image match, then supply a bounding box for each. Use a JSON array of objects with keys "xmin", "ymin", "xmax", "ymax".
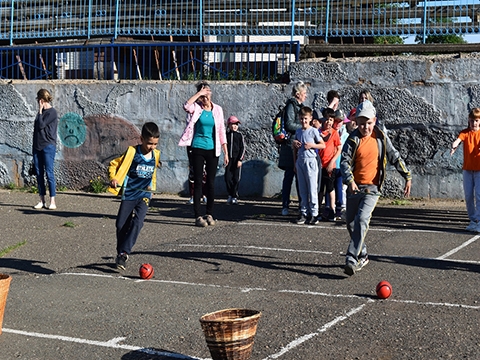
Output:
[{"xmin": 451, "ymin": 107, "xmax": 480, "ymax": 232}]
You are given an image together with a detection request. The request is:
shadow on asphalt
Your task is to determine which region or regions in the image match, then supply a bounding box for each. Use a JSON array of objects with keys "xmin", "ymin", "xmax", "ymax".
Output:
[
  {"xmin": 371, "ymin": 206, "xmax": 467, "ymax": 233},
  {"xmin": 371, "ymin": 254, "xmax": 480, "ymax": 273},
  {"xmin": 0, "ymin": 258, "xmax": 55, "ymax": 274},
  {"xmin": 121, "ymin": 348, "xmax": 198, "ymax": 359},
  {"xmin": 134, "ymin": 250, "xmax": 346, "ymax": 280}
]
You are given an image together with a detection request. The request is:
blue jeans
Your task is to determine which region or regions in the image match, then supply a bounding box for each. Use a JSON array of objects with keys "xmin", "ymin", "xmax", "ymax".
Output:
[
  {"xmin": 33, "ymin": 144, "xmax": 56, "ymax": 197},
  {"xmin": 116, "ymin": 197, "xmax": 149, "ymax": 254},
  {"xmin": 463, "ymin": 170, "xmax": 480, "ymax": 222},
  {"xmin": 326, "ymin": 168, "xmax": 344, "ymax": 213}
]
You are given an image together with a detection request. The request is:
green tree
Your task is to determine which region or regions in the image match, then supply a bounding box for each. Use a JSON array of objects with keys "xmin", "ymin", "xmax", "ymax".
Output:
[
  {"xmin": 415, "ymin": 34, "xmax": 466, "ymax": 44},
  {"xmin": 373, "ymin": 36, "xmax": 404, "ymax": 45}
]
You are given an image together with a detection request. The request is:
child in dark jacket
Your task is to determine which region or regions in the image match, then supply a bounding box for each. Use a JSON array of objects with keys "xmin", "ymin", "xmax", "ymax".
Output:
[{"xmin": 224, "ymin": 116, "xmax": 246, "ymax": 204}]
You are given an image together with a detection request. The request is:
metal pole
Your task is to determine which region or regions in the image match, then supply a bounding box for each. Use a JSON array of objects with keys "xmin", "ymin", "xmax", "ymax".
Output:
[
  {"xmin": 422, "ymin": 1, "xmax": 427, "ymax": 44},
  {"xmin": 87, "ymin": 0, "xmax": 92, "ymax": 39},
  {"xmin": 9, "ymin": 0, "xmax": 14, "ymax": 45},
  {"xmin": 325, "ymin": 0, "xmax": 330, "ymax": 43},
  {"xmin": 199, "ymin": 0, "xmax": 203, "ymax": 41},
  {"xmin": 114, "ymin": 0, "xmax": 120, "ymax": 40},
  {"xmin": 291, "ymin": 0, "xmax": 295, "ymax": 41}
]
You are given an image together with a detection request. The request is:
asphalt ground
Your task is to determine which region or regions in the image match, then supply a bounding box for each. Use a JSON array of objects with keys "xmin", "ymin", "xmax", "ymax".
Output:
[{"xmin": 0, "ymin": 190, "xmax": 478, "ymax": 360}]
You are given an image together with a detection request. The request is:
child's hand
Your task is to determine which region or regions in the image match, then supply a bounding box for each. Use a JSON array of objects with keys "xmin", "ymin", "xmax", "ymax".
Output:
[
  {"xmin": 348, "ymin": 182, "xmax": 359, "ymax": 195},
  {"xmin": 237, "ymin": 161, "xmax": 242, "ymax": 168},
  {"xmin": 110, "ymin": 179, "xmax": 118, "ymax": 188},
  {"xmin": 292, "ymin": 139, "xmax": 302, "ymax": 149}
]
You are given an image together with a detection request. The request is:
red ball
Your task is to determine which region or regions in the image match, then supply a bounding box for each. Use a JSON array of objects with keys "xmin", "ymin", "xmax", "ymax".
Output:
[
  {"xmin": 376, "ymin": 280, "xmax": 392, "ymax": 299},
  {"xmin": 139, "ymin": 263, "xmax": 154, "ymax": 279}
]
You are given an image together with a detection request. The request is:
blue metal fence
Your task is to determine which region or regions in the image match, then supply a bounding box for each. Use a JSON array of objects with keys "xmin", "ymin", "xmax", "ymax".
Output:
[
  {"xmin": 0, "ymin": 41, "xmax": 300, "ymax": 80},
  {"xmin": 1, "ymin": 0, "xmax": 479, "ymax": 44}
]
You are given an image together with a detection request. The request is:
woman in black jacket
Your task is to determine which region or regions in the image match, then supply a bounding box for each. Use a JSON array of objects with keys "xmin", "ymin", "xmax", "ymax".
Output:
[{"xmin": 278, "ymin": 81, "xmax": 308, "ymax": 215}]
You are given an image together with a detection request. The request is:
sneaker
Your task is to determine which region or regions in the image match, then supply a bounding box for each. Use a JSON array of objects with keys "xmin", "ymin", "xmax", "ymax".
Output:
[
  {"xmin": 227, "ymin": 196, "xmax": 232, "ymax": 205},
  {"xmin": 205, "ymin": 215, "xmax": 216, "ymax": 226},
  {"xmin": 309, "ymin": 216, "xmax": 320, "ymax": 225},
  {"xmin": 34, "ymin": 202, "xmax": 46, "ymax": 209},
  {"xmin": 344, "ymin": 256, "xmax": 369, "ymax": 276},
  {"xmin": 115, "ymin": 253, "xmax": 129, "ymax": 270},
  {"xmin": 475, "ymin": 222, "xmax": 480, "ymax": 233},
  {"xmin": 195, "ymin": 216, "xmax": 208, "ymax": 227},
  {"xmin": 281, "ymin": 208, "xmax": 289, "ymax": 216},
  {"xmin": 48, "ymin": 203, "xmax": 57, "ymax": 210},
  {"xmin": 296, "ymin": 214, "xmax": 307, "ymax": 225},
  {"xmin": 187, "ymin": 197, "xmax": 194, "ymax": 205},
  {"xmin": 232, "ymin": 198, "xmax": 238, "ymax": 205},
  {"xmin": 466, "ymin": 220, "xmax": 477, "ymax": 232}
]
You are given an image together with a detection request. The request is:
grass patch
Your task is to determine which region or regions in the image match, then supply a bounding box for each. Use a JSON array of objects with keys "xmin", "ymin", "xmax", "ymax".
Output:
[
  {"xmin": 0, "ymin": 240, "xmax": 27, "ymax": 257},
  {"xmin": 89, "ymin": 176, "xmax": 107, "ymax": 193},
  {"xmin": 390, "ymin": 199, "xmax": 412, "ymax": 206},
  {"xmin": 63, "ymin": 221, "xmax": 76, "ymax": 228}
]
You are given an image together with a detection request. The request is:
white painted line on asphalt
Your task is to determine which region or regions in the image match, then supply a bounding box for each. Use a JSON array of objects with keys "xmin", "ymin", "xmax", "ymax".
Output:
[
  {"xmin": 261, "ymin": 303, "xmax": 369, "ymax": 359},
  {"xmin": 437, "ymin": 235, "xmax": 480, "ymax": 259},
  {"xmin": 239, "ymin": 221, "xmax": 448, "ymax": 233},
  {"xmin": 390, "ymin": 299, "xmax": 480, "ymax": 309},
  {"xmin": 62, "ymin": 273, "xmax": 480, "ymax": 308},
  {"xmin": 173, "ymin": 243, "xmax": 332, "ymax": 254},
  {"xmin": 1, "ymin": 328, "xmax": 208, "ymax": 360}
]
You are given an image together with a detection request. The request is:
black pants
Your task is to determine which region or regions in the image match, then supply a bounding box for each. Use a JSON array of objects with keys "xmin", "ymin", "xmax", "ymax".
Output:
[
  {"xmin": 116, "ymin": 197, "xmax": 149, "ymax": 254},
  {"xmin": 191, "ymin": 147, "xmax": 219, "ymax": 218},
  {"xmin": 224, "ymin": 161, "xmax": 241, "ymax": 198}
]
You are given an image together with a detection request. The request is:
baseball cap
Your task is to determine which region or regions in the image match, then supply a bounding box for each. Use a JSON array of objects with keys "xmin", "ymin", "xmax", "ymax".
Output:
[
  {"xmin": 227, "ymin": 116, "xmax": 240, "ymax": 124},
  {"xmin": 334, "ymin": 109, "xmax": 350, "ymax": 123},
  {"xmin": 356, "ymin": 100, "xmax": 376, "ymax": 119},
  {"xmin": 348, "ymin": 108, "xmax": 357, "ymax": 119}
]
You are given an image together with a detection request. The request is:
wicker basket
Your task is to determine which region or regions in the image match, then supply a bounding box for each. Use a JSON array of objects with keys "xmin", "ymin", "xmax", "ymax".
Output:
[
  {"xmin": 0, "ymin": 274, "xmax": 12, "ymax": 336},
  {"xmin": 200, "ymin": 308, "xmax": 261, "ymax": 360}
]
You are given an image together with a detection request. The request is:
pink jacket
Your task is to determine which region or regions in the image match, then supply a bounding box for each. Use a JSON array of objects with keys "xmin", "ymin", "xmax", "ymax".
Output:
[{"xmin": 178, "ymin": 101, "xmax": 227, "ymax": 157}]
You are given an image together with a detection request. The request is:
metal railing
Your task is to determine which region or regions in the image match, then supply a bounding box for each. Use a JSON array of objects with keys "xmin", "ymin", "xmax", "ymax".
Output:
[
  {"xmin": 0, "ymin": 41, "xmax": 300, "ymax": 81},
  {"xmin": 1, "ymin": 0, "xmax": 479, "ymax": 44}
]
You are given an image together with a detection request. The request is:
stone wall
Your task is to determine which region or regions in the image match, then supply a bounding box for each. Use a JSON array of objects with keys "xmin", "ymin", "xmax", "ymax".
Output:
[{"xmin": 0, "ymin": 53, "xmax": 476, "ymax": 199}]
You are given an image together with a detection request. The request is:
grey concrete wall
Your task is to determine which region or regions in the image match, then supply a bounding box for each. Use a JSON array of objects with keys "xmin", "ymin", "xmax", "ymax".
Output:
[{"xmin": 0, "ymin": 53, "xmax": 476, "ymax": 199}]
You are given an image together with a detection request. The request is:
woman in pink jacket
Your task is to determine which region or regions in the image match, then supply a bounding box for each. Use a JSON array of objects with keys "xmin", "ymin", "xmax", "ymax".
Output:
[{"xmin": 179, "ymin": 82, "xmax": 229, "ymax": 227}]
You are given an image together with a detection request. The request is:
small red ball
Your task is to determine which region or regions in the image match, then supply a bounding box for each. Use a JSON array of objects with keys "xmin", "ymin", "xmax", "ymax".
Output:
[
  {"xmin": 376, "ymin": 280, "xmax": 392, "ymax": 299},
  {"xmin": 139, "ymin": 263, "xmax": 154, "ymax": 280}
]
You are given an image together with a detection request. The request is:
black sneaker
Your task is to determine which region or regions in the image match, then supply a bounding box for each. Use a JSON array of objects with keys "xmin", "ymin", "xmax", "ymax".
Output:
[
  {"xmin": 115, "ymin": 253, "xmax": 128, "ymax": 270},
  {"xmin": 296, "ymin": 214, "xmax": 307, "ymax": 225},
  {"xmin": 309, "ymin": 216, "xmax": 320, "ymax": 225},
  {"xmin": 327, "ymin": 208, "xmax": 336, "ymax": 222}
]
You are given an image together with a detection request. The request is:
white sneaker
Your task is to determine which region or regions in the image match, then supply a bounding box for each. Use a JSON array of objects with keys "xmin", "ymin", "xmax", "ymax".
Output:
[
  {"xmin": 281, "ymin": 208, "xmax": 289, "ymax": 216},
  {"xmin": 466, "ymin": 220, "xmax": 477, "ymax": 232},
  {"xmin": 34, "ymin": 202, "xmax": 46, "ymax": 209},
  {"xmin": 227, "ymin": 196, "xmax": 232, "ymax": 204},
  {"xmin": 232, "ymin": 198, "xmax": 238, "ymax": 205}
]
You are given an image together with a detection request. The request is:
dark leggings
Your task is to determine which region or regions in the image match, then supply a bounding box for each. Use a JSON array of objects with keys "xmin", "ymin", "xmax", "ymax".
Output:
[{"xmin": 191, "ymin": 147, "xmax": 219, "ymax": 218}]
